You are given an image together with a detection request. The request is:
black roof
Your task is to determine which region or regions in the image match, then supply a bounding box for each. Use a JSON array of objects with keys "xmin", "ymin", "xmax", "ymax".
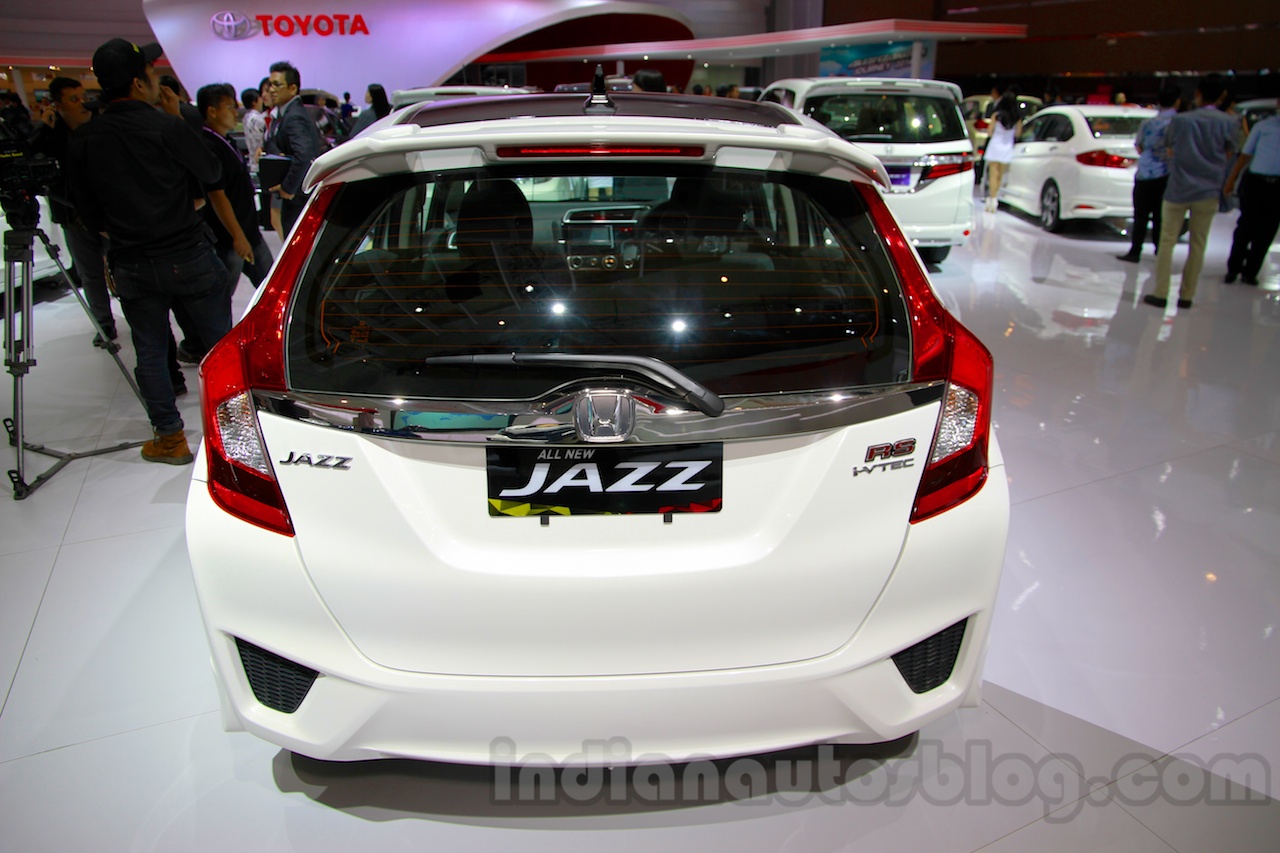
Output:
[{"xmin": 402, "ymin": 93, "xmax": 802, "ymax": 130}]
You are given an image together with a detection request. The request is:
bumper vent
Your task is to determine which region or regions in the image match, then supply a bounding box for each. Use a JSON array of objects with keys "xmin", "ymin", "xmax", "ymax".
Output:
[
  {"xmin": 236, "ymin": 638, "xmax": 318, "ymax": 713},
  {"xmin": 892, "ymin": 619, "xmax": 967, "ymax": 694}
]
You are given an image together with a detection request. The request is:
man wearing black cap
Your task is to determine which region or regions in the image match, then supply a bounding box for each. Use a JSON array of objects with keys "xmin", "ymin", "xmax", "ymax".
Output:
[{"xmin": 65, "ymin": 38, "xmax": 230, "ymax": 465}]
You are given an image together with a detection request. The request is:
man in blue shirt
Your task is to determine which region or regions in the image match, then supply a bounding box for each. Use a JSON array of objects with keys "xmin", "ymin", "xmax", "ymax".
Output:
[
  {"xmin": 1143, "ymin": 74, "xmax": 1239, "ymax": 310},
  {"xmin": 1223, "ymin": 105, "xmax": 1280, "ymax": 285},
  {"xmin": 1118, "ymin": 83, "xmax": 1180, "ymax": 262}
]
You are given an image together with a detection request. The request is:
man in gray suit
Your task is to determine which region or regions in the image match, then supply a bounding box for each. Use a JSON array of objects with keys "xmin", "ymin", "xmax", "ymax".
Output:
[{"xmin": 263, "ymin": 60, "xmax": 323, "ymax": 235}]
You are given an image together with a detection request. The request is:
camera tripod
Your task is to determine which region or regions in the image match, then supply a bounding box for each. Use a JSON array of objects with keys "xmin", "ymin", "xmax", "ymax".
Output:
[{"xmin": 3, "ymin": 193, "xmax": 148, "ymax": 499}]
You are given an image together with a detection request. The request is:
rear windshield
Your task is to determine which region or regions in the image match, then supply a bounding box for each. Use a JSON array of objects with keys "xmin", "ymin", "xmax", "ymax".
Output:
[
  {"xmin": 803, "ymin": 93, "xmax": 967, "ymax": 143},
  {"xmin": 1085, "ymin": 115, "xmax": 1148, "ymax": 137},
  {"xmin": 285, "ymin": 166, "xmax": 913, "ymax": 401}
]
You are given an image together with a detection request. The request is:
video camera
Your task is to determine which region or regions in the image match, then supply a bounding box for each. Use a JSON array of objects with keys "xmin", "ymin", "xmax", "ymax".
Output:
[{"xmin": 0, "ymin": 110, "xmax": 61, "ymax": 229}]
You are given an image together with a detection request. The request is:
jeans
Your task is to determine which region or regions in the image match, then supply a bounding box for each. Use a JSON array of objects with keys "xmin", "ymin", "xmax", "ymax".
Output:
[
  {"xmin": 217, "ymin": 244, "xmax": 246, "ymax": 297},
  {"xmin": 111, "ymin": 244, "xmax": 230, "ymax": 435},
  {"xmin": 242, "ymin": 234, "xmax": 274, "ymax": 288},
  {"xmin": 1227, "ymin": 172, "xmax": 1280, "ymax": 280},
  {"xmin": 175, "ymin": 246, "xmax": 239, "ymax": 361},
  {"xmin": 62, "ymin": 224, "xmax": 115, "ymax": 335},
  {"xmin": 1127, "ymin": 175, "xmax": 1167, "ymax": 257},
  {"xmin": 1153, "ymin": 197, "xmax": 1218, "ymax": 301},
  {"xmin": 281, "ymin": 193, "xmax": 308, "ymax": 237}
]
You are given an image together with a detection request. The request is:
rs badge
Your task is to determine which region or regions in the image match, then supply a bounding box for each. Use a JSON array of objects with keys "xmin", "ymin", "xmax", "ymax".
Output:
[{"xmin": 854, "ymin": 439, "xmax": 917, "ymax": 477}]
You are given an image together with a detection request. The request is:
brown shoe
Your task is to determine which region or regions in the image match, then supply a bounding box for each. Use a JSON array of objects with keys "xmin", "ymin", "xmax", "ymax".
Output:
[{"xmin": 141, "ymin": 430, "xmax": 194, "ymax": 465}]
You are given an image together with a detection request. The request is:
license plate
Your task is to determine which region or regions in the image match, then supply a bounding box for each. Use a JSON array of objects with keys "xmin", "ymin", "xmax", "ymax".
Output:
[{"xmin": 486, "ymin": 444, "xmax": 723, "ymax": 517}]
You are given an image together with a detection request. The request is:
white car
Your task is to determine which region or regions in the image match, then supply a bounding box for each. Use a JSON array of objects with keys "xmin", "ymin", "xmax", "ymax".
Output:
[
  {"xmin": 997, "ymin": 104, "xmax": 1156, "ymax": 232},
  {"xmin": 1238, "ymin": 97, "xmax": 1277, "ymax": 138},
  {"xmin": 186, "ymin": 88, "xmax": 1009, "ymax": 764},
  {"xmin": 760, "ymin": 77, "xmax": 976, "ymax": 265}
]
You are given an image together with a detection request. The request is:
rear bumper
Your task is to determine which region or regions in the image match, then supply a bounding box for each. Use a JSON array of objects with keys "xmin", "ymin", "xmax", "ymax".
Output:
[
  {"xmin": 1063, "ymin": 202, "xmax": 1133, "ymax": 221},
  {"xmin": 187, "ymin": 449, "xmax": 1008, "ymax": 764},
  {"xmin": 884, "ymin": 184, "xmax": 974, "ymax": 247},
  {"xmin": 898, "ymin": 220, "xmax": 974, "ymax": 248},
  {"xmin": 1063, "ymin": 169, "xmax": 1135, "ymax": 220}
]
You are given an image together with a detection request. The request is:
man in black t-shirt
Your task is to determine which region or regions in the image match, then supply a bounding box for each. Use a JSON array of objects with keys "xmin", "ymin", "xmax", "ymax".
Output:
[
  {"xmin": 66, "ymin": 39, "xmax": 230, "ymax": 465},
  {"xmin": 196, "ymin": 82, "xmax": 273, "ymax": 309}
]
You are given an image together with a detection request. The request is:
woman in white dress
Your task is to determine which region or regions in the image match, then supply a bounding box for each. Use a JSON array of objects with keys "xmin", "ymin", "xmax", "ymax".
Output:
[{"xmin": 983, "ymin": 93, "xmax": 1022, "ymax": 212}]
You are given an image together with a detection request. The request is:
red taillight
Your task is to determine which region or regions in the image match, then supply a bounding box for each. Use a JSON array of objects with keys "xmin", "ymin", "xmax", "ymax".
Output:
[
  {"xmin": 854, "ymin": 182, "xmax": 993, "ymax": 523},
  {"xmin": 495, "ymin": 144, "xmax": 705, "ymax": 158},
  {"xmin": 974, "ymin": 118, "xmax": 989, "ymax": 131},
  {"xmin": 1076, "ymin": 150, "xmax": 1134, "ymax": 169},
  {"xmin": 198, "ymin": 185, "xmax": 338, "ymax": 536},
  {"xmin": 920, "ymin": 154, "xmax": 975, "ymax": 181}
]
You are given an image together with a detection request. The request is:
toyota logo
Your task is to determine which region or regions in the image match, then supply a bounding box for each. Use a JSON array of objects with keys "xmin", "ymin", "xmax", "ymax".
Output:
[{"xmin": 211, "ymin": 11, "xmax": 256, "ymax": 40}]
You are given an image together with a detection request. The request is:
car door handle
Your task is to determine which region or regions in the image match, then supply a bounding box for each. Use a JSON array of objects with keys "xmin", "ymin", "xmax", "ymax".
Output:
[{"xmin": 1048, "ymin": 146, "xmax": 1058, "ymax": 152}]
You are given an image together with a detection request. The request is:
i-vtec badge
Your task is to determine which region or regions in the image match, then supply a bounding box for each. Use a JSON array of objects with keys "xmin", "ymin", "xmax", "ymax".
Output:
[
  {"xmin": 278, "ymin": 452, "xmax": 352, "ymax": 470},
  {"xmin": 853, "ymin": 439, "xmax": 916, "ymax": 477}
]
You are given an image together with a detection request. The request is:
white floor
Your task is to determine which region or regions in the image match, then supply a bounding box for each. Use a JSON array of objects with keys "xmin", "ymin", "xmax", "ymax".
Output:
[{"xmin": 2, "ymin": 207, "xmax": 1279, "ymax": 851}]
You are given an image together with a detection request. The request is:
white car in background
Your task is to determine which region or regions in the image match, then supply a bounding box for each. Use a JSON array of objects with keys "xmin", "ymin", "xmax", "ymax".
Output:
[
  {"xmin": 186, "ymin": 88, "xmax": 1008, "ymax": 764},
  {"xmin": 760, "ymin": 77, "xmax": 975, "ymax": 265},
  {"xmin": 1238, "ymin": 97, "xmax": 1277, "ymax": 131},
  {"xmin": 997, "ymin": 104, "xmax": 1155, "ymax": 232}
]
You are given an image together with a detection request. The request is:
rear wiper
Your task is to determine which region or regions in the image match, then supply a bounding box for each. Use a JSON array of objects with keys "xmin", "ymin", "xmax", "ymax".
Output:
[{"xmin": 423, "ymin": 353, "xmax": 725, "ymax": 417}]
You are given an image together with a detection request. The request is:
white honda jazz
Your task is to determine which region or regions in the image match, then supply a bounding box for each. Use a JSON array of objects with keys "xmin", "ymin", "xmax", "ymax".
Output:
[{"xmin": 186, "ymin": 86, "xmax": 1009, "ymax": 764}]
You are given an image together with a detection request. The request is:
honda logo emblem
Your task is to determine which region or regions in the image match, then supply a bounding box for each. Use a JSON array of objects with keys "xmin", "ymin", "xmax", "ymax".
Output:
[{"xmin": 573, "ymin": 391, "xmax": 635, "ymax": 443}]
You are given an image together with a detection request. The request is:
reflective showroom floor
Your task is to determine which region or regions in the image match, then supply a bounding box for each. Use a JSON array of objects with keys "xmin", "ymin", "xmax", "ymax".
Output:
[{"xmin": 2, "ymin": 201, "xmax": 1278, "ymax": 852}]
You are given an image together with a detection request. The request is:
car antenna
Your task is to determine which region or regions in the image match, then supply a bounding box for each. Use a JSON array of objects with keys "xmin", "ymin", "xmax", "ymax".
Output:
[{"xmin": 583, "ymin": 64, "xmax": 616, "ymax": 115}]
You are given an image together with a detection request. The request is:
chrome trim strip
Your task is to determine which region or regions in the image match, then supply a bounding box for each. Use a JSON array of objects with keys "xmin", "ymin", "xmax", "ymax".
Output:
[{"xmin": 253, "ymin": 382, "xmax": 945, "ymax": 445}]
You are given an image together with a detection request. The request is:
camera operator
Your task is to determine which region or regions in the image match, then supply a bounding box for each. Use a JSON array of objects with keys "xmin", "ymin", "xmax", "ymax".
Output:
[
  {"xmin": 28, "ymin": 76, "xmax": 118, "ymax": 347},
  {"xmin": 65, "ymin": 39, "xmax": 230, "ymax": 466}
]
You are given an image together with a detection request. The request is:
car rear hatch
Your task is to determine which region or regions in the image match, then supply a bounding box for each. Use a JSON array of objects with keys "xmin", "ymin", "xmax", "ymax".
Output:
[
  {"xmin": 800, "ymin": 81, "xmax": 973, "ymax": 215},
  {"xmin": 198, "ymin": 155, "xmax": 992, "ymax": 678}
]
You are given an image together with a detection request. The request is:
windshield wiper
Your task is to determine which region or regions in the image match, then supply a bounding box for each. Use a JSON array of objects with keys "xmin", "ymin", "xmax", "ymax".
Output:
[{"xmin": 423, "ymin": 353, "xmax": 725, "ymax": 417}]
